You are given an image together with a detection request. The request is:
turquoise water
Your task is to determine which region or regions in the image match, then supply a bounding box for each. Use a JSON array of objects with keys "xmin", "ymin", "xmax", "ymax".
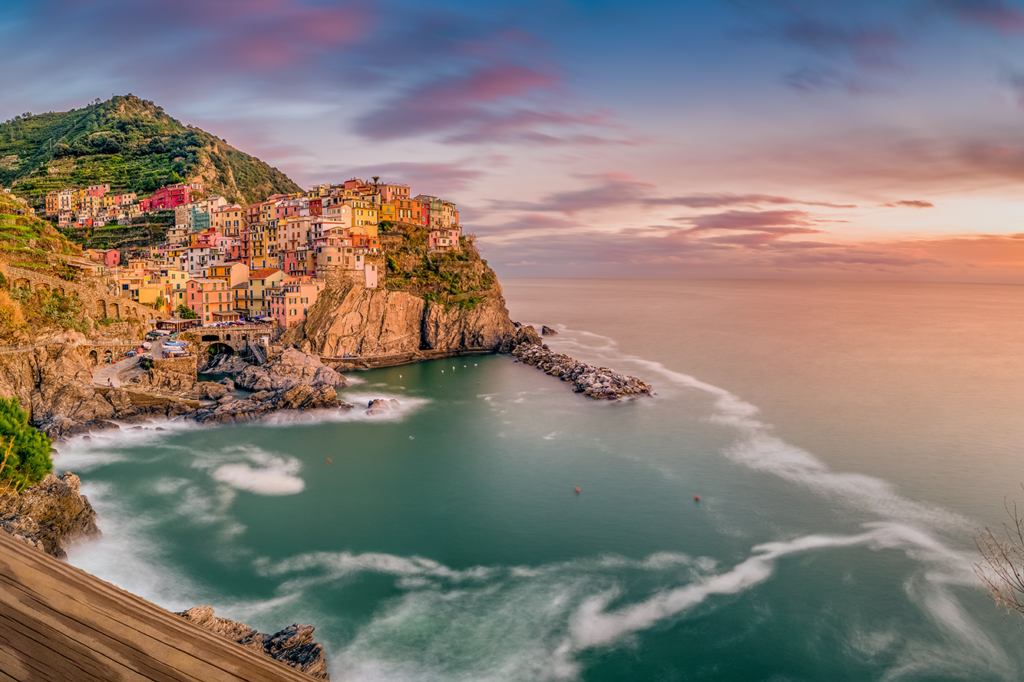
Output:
[{"xmin": 60, "ymin": 279, "xmax": 1024, "ymax": 680}]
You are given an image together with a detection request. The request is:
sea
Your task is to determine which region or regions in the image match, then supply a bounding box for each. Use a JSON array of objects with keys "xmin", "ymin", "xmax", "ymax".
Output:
[{"xmin": 56, "ymin": 278, "xmax": 1024, "ymax": 681}]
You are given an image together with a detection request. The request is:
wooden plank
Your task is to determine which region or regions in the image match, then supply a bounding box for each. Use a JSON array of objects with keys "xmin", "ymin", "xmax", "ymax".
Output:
[
  {"xmin": 0, "ymin": 570, "xmax": 193, "ymax": 682},
  {"xmin": 0, "ymin": 642, "xmax": 58, "ymax": 682},
  {"xmin": 0, "ymin": 532, "xmax": 319, "ymax": 681},
  {"xmin": 0, "ymin": 603, "xmax": 137, "ymax": 681},
  {"xmin": 0, "ymin": 559, "xmax": 276, "ymax": 681},
  {"xmin": 0, "ymin": 609, "xmax": 108, "ymax": 682}
]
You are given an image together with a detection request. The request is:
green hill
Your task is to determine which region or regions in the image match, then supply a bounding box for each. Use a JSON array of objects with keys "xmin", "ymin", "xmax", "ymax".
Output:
[{"xmin": 0, "ymin": 95, "xmax": 302, "ymax": 208}]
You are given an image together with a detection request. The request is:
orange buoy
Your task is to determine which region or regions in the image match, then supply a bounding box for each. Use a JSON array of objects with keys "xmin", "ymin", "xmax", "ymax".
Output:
[
  {"xmin": 694, "ymin": 495, "xmax": 700, "ymax": 501},
  {"xmin": 327, "ymin": 458, "xmax": 333, "ymax": 465},
  {"xmin": 575, "ymin": 487, "xmax": 581, "ymax": 493}
]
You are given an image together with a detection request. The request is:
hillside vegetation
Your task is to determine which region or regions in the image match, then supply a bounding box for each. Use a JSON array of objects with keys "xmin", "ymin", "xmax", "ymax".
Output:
[
  {"xmin": 0, "ymin": 193, "xmax": 79, "ymax": 263},
  {"xmin": 382, "ymin": 223, "xmax": 495, "ymax": 310},
  {"xmin": 1, "ymin": 95, "xmax": 302, "ymax": 207}
]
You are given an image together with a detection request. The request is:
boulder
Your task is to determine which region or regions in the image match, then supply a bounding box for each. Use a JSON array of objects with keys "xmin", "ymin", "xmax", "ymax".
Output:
[
  {"xmin": 541, "ymin": 325, "xmax": 558, "ymax": 335},
  {"xmin": 236, "ymin": 349, "xmax": 346, "ymax": 392},
  {"xmin": 498, "ymin": 323, "xmax": 542, "ymax": 353},
  {"xmin": 176, "ymin": 606, "xmax": 330, "ymax": 680},
  {"xmin": 0, "ymin": 472, "xmax": 101, "ymax": 560},
  {"xmin": 194, "ymin": 382, "xmax": 229, "ymax": 401}
]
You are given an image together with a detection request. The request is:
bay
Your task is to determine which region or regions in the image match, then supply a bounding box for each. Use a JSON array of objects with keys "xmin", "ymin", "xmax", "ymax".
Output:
[{"xmin": 59, "ymin": 278, "xmax": 1024, "ymax": 681}]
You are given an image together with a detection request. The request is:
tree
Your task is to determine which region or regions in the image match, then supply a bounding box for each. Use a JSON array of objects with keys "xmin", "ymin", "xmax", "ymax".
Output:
[
  {"xmin": 176, "ymin": 304, "xmax": 197, "ymax": 319},
  {"xmin": 976, "ymin": 493, "xmax": 1024, "ymax": 617},
  {"xmin": 0, "ymin": 398, "xmax": 53, "ymax": 491}
]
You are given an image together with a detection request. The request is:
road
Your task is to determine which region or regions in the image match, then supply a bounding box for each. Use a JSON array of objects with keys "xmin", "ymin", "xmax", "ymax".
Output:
[{"xmin": 92, "ymin": 339, "xmax": 172, "ymax": 388}]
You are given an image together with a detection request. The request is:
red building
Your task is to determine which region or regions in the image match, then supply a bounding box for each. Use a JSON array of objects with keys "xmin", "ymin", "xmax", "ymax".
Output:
[
  {"xmin": 140, "ymin": 183, "xmax": 204, "ymax": 211},
  {"xmin": 309, "ymin": 198, "xmax": 322, "ymax": 216}
]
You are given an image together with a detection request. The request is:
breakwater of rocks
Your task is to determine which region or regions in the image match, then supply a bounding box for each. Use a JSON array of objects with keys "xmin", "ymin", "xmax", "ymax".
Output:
[{"xmin": 511, "ymin": 343, "xmax": 653, "ymax": 400}]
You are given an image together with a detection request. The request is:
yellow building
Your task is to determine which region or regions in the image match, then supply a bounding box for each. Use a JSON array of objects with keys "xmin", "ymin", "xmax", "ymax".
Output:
[
  {"xmin": 348, "ymin": 199, "xmax": 378, "ymax": 230},
  {"xmin": 378, "ymin": 202, "xmax": 397, "ymax": 224},
  {"xmin": 245, "ymin": 268, "xmax": 283, "ymax": 314},
  {"xmin": 137, "ymin": 283, "xmax": 166, "ymax": 309},
  {"xmin": 212, "ymin": 205, "xmax": 245, "ymax": 237},
  {"xmin": 45, "ymin": 192, "xmax": 59, "ymax": 215},
  {"xmin": 162, "ymin": 268, "xmax": 191, "ymax": 308}
]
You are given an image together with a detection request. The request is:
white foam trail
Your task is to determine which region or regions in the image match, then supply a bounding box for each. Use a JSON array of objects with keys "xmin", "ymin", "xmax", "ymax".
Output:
[
  {"xmin": 68, "ymin": 482, "xmax": 207, "ymax": 612},
  {"xmin": 566, "ymin": 523, "xmax": 975, "ymax": 652},
  {"xmin": 254, "ymin": 518, "xmax": 1007, "ymax": 681},
  {"xmin": 213, "ymin": 460, "xmax": 304, "ymax": 496},
  {"xmin": 189, "ymin": 445, "xmax": 305, "ymax": 496},
  {"xmin": 256, "ymin": 392, "xmax": 430, "ymax": 426}
]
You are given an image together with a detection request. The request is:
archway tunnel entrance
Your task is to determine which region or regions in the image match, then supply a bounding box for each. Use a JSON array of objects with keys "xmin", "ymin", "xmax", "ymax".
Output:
[{"xmin": 208, "ymin": 342, "xmax": 235, "ymax": 357}]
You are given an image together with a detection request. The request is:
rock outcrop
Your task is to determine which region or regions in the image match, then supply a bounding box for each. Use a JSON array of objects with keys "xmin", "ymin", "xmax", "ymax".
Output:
[
  {"xmin": 201, "ymin": 354, "xmax": 253, "ymax": 375},
  {"xmin": 0, "ymin": 471, "xmax": 100, "ymax": 559},
  {"xmin": 366, "ymin": 398, "xmax": 400, "ymax": 415},
  {"xmin": 512, "ymin": 344, "xmax": 653, "ymax": 400},
  {"xmin": 288, "ymin": 265, "xmax": 515, "ymax": 358},
  {"xmin": 235, "ymin": 348, "xmax": 346, "ymax": 392},
  {"xmin": 176, "ymin": 606, "xmax": 330, "ymax": 680},
  {"xmin": 498, "ymin": 323, "xmax": 542, "ymax": 353},
  {"xmin": 542, "ymin": 325, "xmax": 558, "ymax": 335}
]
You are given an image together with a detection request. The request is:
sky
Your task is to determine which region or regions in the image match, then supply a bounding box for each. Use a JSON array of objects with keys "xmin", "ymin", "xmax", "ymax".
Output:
[{"xmin": 5, "ymin": 0, "xmax": 1024, "ymax": 281}]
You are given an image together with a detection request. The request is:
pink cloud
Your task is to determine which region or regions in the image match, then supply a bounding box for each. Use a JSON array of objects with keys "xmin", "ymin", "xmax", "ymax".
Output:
[{"xmin": 932, "ymin": 0, "xmax": 1024, "ymax": 33}]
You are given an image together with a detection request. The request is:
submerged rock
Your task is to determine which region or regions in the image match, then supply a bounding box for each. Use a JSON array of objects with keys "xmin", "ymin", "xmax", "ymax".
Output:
[
  {"xmin": 176, "ymin": 606, "xmax": 330, "ymax": 680},
  {"xmin": 366, "ymin": 398, "xmax": 397, "ymax": 415}
]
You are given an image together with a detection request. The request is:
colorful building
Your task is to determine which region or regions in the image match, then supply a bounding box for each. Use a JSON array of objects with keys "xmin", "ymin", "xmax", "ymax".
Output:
[
  {"xmin": 186, "ymin": 278, "xmax": 235, "ymax": 324},
  {"xmin": 245, "ymin": 268, "xmax": 283, "ymax": 315},
  {"xmin": 141, "ymin": 183, "xmax": 205, "ymax": 211},
  {"xmin": 269, "ymin": 278, "xmax": 323, "ymax": 329}
]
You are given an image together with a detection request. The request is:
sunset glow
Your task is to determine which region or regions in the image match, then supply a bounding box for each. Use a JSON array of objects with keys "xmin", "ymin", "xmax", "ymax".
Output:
[{"xmin": 5, "ymin": 0, "xmax": 1024, "ymax": 280}]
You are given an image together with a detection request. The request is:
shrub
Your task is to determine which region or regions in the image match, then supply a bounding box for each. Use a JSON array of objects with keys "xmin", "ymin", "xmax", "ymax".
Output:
[
  {"xmin": 0, "ymin": 398, "xmax": 53, "ymax": 491},
  {"xmin": 0, "ymin": 290, "xmax": 25, "ymax": 327},
  {"xmin": 176, "ymin": 304, "xmax": 197, "ymax": 319}
]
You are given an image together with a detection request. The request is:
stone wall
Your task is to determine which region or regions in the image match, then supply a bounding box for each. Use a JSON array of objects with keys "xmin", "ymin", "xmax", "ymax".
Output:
[{"xmin": 2, "ymin": 264, "xmax": 164, "ymax": 323}]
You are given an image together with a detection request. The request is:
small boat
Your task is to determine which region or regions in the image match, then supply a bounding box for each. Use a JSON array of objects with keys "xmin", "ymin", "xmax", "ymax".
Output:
[{"xmin": 141, "ymin": 342, "xmax": 152, "ymax": 350}]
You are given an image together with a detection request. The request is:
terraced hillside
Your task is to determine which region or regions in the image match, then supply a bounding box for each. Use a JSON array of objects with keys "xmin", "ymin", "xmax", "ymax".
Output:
[
  {"xmin": 0, "ymin": 193, "xmax": 79, "ymax": 264},
  {"xmin": 1, "ymin": 95, "xmax": 301, "ymax": 208}
]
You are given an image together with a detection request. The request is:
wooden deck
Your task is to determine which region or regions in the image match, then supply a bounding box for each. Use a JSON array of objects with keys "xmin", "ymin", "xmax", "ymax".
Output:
[{"xmin": 0, "ymin": 531, "xmax": 316, "ymax": 681}]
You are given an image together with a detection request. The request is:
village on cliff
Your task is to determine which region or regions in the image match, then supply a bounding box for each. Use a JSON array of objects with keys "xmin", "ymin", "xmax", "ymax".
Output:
[{"xmin": 38, "ymin": 179, "xmax": 462, "ymax": 329}]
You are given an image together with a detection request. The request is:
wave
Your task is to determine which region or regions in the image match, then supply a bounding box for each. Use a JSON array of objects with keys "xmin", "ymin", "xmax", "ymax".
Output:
[{"xmin": 246, "ymin": 515, "xmax": 1006, "ymax": 682}]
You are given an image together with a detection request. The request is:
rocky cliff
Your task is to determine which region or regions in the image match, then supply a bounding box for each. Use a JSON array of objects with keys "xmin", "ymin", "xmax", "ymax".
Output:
[
  {"xmin": 0, "ymin": 471, "xmax": 100, "ymax": 559},
  {"xmin": 286, "ymin": 232, "xmax": 516, "ymax": 358},
  {"xmin": 176, "ymin": 606, "xmax": 330, "ymax": 680}
]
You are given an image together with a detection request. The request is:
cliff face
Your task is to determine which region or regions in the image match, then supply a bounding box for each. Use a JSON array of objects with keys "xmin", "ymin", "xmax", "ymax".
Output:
[
  {"xmin": 295, "ymin": 281, "xmax": 515, "ymax": 357},
  {"xmin": 289, "ymin": 233, "xmax": 517, "ymax": 358},
  {"xmin": 292, "ymin": 283, "xmax": 426, "ymax": 356}
]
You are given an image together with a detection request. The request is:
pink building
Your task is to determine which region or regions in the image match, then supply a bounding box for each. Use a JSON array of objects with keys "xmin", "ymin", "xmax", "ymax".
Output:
[
  {"xmin": 186, "ymin": 278, "xmax": 235, "ymax": 324},
  {"xmin": 141, "ymin": 183, "xmax": 204, "ymax": 211},
  {"xmin": 269, "ymin": 278, "xmax": 323, "ymax": 329},
  {"xmin": 90, "ymin": 249, "xmax": 121, "ymax": 268}
]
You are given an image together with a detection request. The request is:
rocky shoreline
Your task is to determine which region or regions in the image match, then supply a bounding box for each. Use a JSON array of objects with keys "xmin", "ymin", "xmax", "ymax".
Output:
[
  {"xmin": 511, "ymin": 340, "xmax": 653, "ymax": 400},
  {"xmin": 177, "ymin": 606, "xmax": 330, "ymax": 680},
  {"xmin": 0, "ymin": 471, "xmax": 100, "ymax": 560}
]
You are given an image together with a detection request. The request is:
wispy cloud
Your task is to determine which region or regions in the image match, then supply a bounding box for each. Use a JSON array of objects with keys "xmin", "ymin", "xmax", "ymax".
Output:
[
  {"xmin": 492, "ymin": 176, "xmax": 856, "ymax": 214},
  {"xmin": 931, "ymin": 0, "xmax": 1024, "ymax": 33}
]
